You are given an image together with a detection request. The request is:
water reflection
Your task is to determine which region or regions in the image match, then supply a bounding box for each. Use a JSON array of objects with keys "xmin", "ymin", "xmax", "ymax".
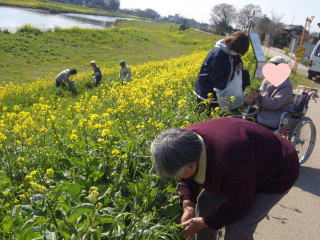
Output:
[{"xmin": 0, "ymin": 6, "xmax": 133, "ymax": 32}]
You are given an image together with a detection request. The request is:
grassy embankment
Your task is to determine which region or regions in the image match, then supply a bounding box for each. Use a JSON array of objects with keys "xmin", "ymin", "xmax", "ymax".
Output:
[
  {"xmin": 0, "ymin": 20, "xmax": 216, "ymax": 84},
  {"xmin": 0, "ymin": 0, "xmax": 139, "ymax": 18}
]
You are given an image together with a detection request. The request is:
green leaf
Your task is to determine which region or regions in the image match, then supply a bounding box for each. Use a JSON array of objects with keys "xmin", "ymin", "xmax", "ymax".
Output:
[
  {"xmin": 22, "ymin": 231, "xmax": 42, "ymax": 240},
  {"xmin": 98, "ymin": 215, "xmax": 114, "ymax": 224},
  {"xmin": 21, "ymin": 216, "xmax": 47, "ymax": 239},
  {"xmin": 19, "ymin": 205, "xmax": 34, "ymax": 212},
  {"xmin": 30, "ymin": 194, "xmax": 44, "ymax": 203},
  {"xmin": 44, "ymin": 231, "xmax": 57, "ymax": 240},
  {"xmin": 67, "ymin": 203, "xmax": 95, "ymax": 224},
  {"xmin": 22, "ymin": 216, "xmax": 47, "ymax": 230},
  {"xmin": 0, "ymin": 173, "xmax": 12, "ymax": 190},
  {"xmin": 67, "ymin": 183, "xmax": 83, "ymax": 201},
  {"xmin": 57, "ymin": 229, "xmax": 71, "ymax": 239},
  {"xmin": 68, "ymin": 157, "xmax": 86, "ymax": 167},
  {"xmin": 1, "ymin": 216, "xmax": 13, "ymax": 232}
]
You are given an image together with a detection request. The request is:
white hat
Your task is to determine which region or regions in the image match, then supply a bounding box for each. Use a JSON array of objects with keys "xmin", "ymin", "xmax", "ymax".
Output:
[
  {"xmin": 90, "ymin": 61, "xmax": 96, "ymax": 66},
  {"xmin": 269, "ymin": 56, "xmax": 288, "ymax": 64}
]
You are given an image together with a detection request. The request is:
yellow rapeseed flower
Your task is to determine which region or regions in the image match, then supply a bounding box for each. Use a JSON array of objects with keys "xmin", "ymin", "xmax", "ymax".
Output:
[
  {"xmin": 70, "ymin": 133, "xmax": 78, "ymax": 141},
  {"xmin": 2, "ymin": 191, "xmax": 9, "ymax": 197},
  {"xmin": 101, "ymin": 129, "xmax": 111, "ymax": 137},
  {"xmin": 111, "ymin": 149, "xmax": 120, "ymax": 155},
  {"xmin": 96, "ymin": 202, "xmax": 103, "ymax": 207},
  {"xmin": 46, "ymin": 168, "xmax": 54, "ymax": 175},
  {"xmin": 178, "ymin": 99, "xmax": 187, "ymax": 108},
  {"xmin": 90, "ymin": 186, "xmax": 98, "ymax": 192}
]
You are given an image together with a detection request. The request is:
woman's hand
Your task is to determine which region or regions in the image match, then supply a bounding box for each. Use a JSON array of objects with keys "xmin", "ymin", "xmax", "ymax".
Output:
[
  {"xmin": 181, "ymin": 206, "xmax": 195, "ymax": 224},
  {"xmin": 245, "ymin": 91, "xmax": 259, "ymax": 104},
  {"xmin": 181, "ymin": 217, "xmax": 208, "ymax": 240},
  {"xmin": 181, "ymin": 200, "xmax": 195, "ymax": 224}
]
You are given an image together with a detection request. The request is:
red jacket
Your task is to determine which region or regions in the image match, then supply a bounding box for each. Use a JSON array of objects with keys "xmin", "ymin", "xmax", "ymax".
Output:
[{"xmin": 179, "ymin": 117, "xmax": 299, "ymax": 229}]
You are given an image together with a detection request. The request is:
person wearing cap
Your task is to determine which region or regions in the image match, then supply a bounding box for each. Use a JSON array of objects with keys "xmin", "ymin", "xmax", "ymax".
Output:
[
  {"xmin": 90, "ymin": 61, "xmax": 102, "ymax": 87},
  {"xmin": 245, "ymin": 56, "xmax": 294, "ymax": 129},
  {"xmin": 150, "ymin": 117, "xmax": 299, "ymax": 240},
  {"xmin": 119, "ymin": 60, "xmax": 132, "ymax": 84},
  {"xmin": 55, "ymin": 69, "xmax": 77, "ymax": 88}
]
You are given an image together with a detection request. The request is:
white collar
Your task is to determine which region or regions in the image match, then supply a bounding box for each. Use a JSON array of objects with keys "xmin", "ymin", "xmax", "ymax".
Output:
[{"xmin": 193, "ymin": 134, "xmax": 206, "ymax": 184}]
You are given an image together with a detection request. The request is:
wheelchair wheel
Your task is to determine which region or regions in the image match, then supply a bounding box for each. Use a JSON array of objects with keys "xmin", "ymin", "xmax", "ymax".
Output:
[{"xmin": 290, "ymin": 117, "xmax": 316, "ymax": 164}]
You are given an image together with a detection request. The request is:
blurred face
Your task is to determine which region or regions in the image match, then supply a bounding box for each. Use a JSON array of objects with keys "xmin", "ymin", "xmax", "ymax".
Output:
[
  {"xmin": 230, "ymin": 50, "xmax": 240, "ymax": 56},
  {"xmin": 176, "ymin": 162, "xmax": 198, "ymax": 179}
]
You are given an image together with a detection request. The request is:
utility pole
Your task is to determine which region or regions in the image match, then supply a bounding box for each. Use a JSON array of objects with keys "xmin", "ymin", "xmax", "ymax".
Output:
[
  {"xmin": 247, "ymin": 10, "xmax": 256, "ymax": 34},
  {"xmin": 293, "ymin": 16, "xmax": 314, "ymax": 74}
]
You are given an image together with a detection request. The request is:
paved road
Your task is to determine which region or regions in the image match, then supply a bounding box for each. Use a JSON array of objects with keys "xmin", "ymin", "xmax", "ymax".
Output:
[
  {"xmin": 263, "ymin": 46, "xmax": 309, "ymax": 76},
  {"xmin": 254, "ymin": 99, "xmax": 320, "ymax": 240}
]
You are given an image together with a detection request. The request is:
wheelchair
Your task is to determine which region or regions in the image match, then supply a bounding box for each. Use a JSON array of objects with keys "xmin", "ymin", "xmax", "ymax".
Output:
[{"xmin": 240, "ymin": 91, "xmax": 317, "ymax": 165}]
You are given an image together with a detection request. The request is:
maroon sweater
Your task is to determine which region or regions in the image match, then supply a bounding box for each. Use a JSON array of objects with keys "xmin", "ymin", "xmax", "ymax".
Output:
[{"xmin": 180, "ymin": 117, "xmax": 299, "ymax": 229}]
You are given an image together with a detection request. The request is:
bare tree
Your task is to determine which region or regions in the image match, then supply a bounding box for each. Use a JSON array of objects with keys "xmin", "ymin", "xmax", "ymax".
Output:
[
  {"xmin": 106, "ymin": 0, "xmax": 120, "ymax": 11},
  {"xmin": 255, "ymin": 16, "xmax": 272, "ymax": 38},
  {"xmin": 210, "ymin": 3, "xmax": 237, "ymax": 34},
  {"xmin": 269, "ymin": 11, "xmax": 284, "ymax": 41},
  {"xmin": 254, "ymin": 11, "xmax": 286, "ymax": 47},
  {"xmin": 237, "ymin": 4, "xmax": 262, "ymax": 31}
]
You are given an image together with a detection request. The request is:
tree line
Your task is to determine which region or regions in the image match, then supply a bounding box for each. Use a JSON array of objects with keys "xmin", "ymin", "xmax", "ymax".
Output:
[
  {"xmin": 49, "ymin": 1, "xmax": 319, "ymax": 49},
  {"xmin": 50, "ymin": 0, "xmax": 120, "ymax": 11},
  {"xmin": 210, "ymin": 3, "xmax": 296, "ymax": 48}
]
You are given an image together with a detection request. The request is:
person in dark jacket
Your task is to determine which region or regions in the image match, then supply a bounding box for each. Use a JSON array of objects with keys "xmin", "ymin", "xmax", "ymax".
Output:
[
  {"xmin": 194, "ymin": 31, "xmax": 250, "ymax": 110},
  {"xmin": 90, "ymin": 61, "xmax": 102, "ymax": 87},
  {"xmin": 150, "ymin": 118, "xmax": 299, "ymax": 240}
]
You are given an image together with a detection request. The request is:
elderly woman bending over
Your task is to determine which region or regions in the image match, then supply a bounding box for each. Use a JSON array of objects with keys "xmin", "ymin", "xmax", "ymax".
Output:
[{"xmin": 151, "ymin": 117, "xmax": 299, "ymax": 240}]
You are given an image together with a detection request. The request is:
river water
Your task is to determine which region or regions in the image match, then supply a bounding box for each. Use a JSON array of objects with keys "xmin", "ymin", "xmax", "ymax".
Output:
[{"xmin": 0, "ymin": 6, "xmax": 133, "ymax": 32}]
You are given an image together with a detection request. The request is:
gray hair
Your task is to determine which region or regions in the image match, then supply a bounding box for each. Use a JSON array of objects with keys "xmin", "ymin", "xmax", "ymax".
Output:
[{"xmin": 150, "ymin": 128, "xmax": 202, "ymax": 177}]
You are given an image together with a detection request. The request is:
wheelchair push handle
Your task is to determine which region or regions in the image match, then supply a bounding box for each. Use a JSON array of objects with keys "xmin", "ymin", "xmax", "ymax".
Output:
[{"xmin": 307, "ymin": 91, "xmax": 317, "ymax": 103}]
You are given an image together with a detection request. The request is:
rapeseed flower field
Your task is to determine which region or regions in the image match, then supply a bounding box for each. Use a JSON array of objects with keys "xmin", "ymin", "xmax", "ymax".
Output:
[{"xmin": 0, "ymin": 49, "xmax": 256, "ymax": 239}]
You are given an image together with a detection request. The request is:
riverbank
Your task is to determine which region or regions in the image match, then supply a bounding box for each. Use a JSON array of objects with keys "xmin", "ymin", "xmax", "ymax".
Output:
[
  {"xmin": 0, "ymin": 0, "xmax": 141, "ymax": 19},
  {"xmin": 0, "ymin": 20, "xmax": 216, "ymax": 83}
]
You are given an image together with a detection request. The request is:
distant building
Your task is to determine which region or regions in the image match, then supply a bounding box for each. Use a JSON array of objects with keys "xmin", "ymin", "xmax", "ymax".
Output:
[
  {"xmin": 283, "ymin": 25, "xmax": 317, "ymax": 58},
  {"xmin": 283, "ymin": 25, "xmax": 306, "ymax": 39}
]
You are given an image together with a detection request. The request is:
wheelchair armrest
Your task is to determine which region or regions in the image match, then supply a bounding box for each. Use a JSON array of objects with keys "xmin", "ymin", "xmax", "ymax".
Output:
[
  {"xmin": 287, "ymin": 111, "xmax": 304, "ymax": 117},
  {"xmin": 245, "ymin": 109, "xmax": 260, "ymax": 117}
]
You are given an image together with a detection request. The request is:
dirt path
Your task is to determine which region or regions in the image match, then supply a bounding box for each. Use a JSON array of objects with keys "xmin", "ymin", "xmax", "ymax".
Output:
[{"xmin": 254, "ymin": 98, "xmax": 320, "ymax": 240}]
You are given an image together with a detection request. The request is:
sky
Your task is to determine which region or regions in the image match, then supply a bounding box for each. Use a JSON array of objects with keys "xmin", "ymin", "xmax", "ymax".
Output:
[{"xmin": 121, "ymin": 0, "xmax": 320, "ymax": 33}]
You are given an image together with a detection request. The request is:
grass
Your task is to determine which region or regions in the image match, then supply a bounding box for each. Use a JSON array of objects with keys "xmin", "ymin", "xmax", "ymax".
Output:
[
  {"xmin": 0, "ymin": 21, "xmax": 217, "ymax": 83},
  {"xmin": 291, "ymin": 73, "xmax": 320, "ymax": 88},
  {"xmin": 0, "ymin": 0, "xmax": 141, "ymax": 18}
]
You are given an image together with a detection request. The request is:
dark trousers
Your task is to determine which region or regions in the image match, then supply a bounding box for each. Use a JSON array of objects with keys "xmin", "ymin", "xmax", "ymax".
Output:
[
  {"xmin": 195, "ymin": 190, "xmax": 287, "ymax": 240},
  {"xmin": 93, "ymin": 76, "xmax": 102, "ymax": 87},
  {"xmin": 56, "ymin": 79, "xmax": 62, "ymax": 87}
]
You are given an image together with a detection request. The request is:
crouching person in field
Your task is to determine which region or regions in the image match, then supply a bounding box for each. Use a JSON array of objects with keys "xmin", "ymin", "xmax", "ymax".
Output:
[
  {"xmin": 119, "ymin": 60, "xmax": 132, "ymax": 84},
  {"xmin": 150, "ymin": 117, "xmax": 299, "ymax": 240},
  {"xmin": 55, "ymin": 68, "xmax": 77, "ymax": 88}
]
